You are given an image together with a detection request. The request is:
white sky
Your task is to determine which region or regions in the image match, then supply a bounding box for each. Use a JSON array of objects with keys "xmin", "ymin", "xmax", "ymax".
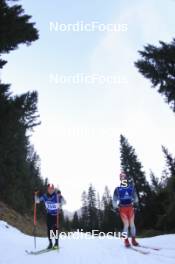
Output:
[{"xmin": 1, "ymin": 0, "xmax": 175, "ymax": 211}]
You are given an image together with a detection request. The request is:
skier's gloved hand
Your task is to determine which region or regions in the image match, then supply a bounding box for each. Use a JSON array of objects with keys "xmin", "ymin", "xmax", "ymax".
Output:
[
  {"xmin": 112, "ymin": 200, "xmax": 119, "ymax": 209},
  {"xmin": 111, "ymin": 207, "xmax": 119, "ymax": 214},
  {"xmin": 34, "ymin": 196, "xmax": 38, "ymax": 204},
  {"xmin": 116, "ymin": 207, "xmax": 120, "ymax": 215},
  {"xmin": 132, "ymin": 201, "xmax": 139, "ymax": 211},
  {"xmin": 58, "ymin": 203, "xmax": 62, "ymax": 209},
  {"xmin": 134, "ymin": 206, "xmax": 140, "ymax": 213},
  {"xmin": 34, "ymin": 193, "xmax": 40, "ymax": 204}
]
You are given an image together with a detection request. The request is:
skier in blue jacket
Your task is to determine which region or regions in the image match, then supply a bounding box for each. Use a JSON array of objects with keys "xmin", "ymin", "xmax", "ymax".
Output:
[
  {"xmin": 113, "ymin": 172, "xmax": 139, "ymax": 247},
  {"xmin": 35, "ymin": 184, "xmax": 66, "ymax": 249}
]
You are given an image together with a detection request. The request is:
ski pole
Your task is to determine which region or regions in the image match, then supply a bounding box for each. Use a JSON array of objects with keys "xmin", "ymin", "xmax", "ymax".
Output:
[
  {"xmin": 33, "ymin": 191, "xmax": 38, "ymax": 250},
  {"xmin": 57, "ymin": 192, "xmax": 60, "ymax": 248}
]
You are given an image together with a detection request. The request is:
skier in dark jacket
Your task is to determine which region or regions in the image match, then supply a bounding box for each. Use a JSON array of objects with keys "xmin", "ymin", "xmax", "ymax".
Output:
[{"xmin": 35, "ymin": 184, "xmax": 66, "ymax": 249}]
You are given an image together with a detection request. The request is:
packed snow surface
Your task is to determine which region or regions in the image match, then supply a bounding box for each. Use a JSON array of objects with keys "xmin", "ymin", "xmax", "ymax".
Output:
[{"xmin": 1, "ymin": 221, "xmax": 175, "ymax": 264}]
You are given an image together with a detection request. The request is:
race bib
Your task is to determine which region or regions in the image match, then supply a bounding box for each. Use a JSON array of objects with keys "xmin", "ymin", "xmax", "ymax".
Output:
[{"xmin": 45, "ymin": 202, "xmax": 59, "ymax": 210}]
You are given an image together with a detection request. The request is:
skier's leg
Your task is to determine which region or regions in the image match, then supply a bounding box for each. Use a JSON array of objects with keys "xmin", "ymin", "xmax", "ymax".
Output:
[
  {"xmin": 119, "ymin": 207, "xmax": 130, "ymax": 247},
  {"xmin": 46, "ymin": 214, "xmax": 53, "ymax": 248},
  {"xmin": 128, "ymin": 208, "xmax": 136, "ymax": 236},
  {"xmin": 53, "ymin": 215, "xmax": 58, "ymax": 247},
  {"xmin": 128, "ymin": 208, "xmax": 139, "ymax": 246},
  {"xmin": 120, "ymin": 208, "xmax": 129, "ymax": 236}
]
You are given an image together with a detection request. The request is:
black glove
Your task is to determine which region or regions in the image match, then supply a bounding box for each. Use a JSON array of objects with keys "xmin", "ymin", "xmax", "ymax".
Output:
[
  {"xmin": 111, "ymin": 208, "xmax": 119, "ymax": 214},
  {"xmin": 116, "ymin": 207, "xmax": 120, "ymax": 214},
  {"xmin": 134, "ymin": 206, "xmax": 140, "ymax": 213}
]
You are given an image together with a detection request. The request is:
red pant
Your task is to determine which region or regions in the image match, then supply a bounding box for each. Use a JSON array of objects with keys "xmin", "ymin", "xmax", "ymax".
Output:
[
  {"xmin": 119, "ymin": 206, "xmax": 136, "ymax": 238},
  {"xmin": 119, "ymin": 206, "xmax": 135, "ymax": 222}
]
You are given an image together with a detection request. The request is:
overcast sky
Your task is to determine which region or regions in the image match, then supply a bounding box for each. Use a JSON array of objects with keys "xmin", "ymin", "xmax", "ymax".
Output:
[{"xmin": 2, "ymin": 0, "xmax": 175, "ymax": 211}]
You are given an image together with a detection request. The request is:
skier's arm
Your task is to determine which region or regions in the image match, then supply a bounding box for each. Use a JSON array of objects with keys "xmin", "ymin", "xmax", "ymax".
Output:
[
  {"xmin": 59, "ymin": 195, "xmax": 66, "ymax": 208},
  {"xmin": 56, "ymin": 190, "xmax": 66, "ymax": 209},
  {"xmin": 112, "ymin": 188, "xmax": 119, "ymax": 209}
]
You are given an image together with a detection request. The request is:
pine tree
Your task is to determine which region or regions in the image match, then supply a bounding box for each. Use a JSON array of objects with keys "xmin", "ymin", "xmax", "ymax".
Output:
[
  {"xmin": 120, "ymin": 135, "xmax": 154, "ymax": 229},
  {"xmin": 64, "ymin": 216, "xmax": 71, "ymax": 232},
  {"xmin": 150, "ymin": 171, "xmax": 160, "ymax": 193},
  {"xmin": 101, "ymin": 186, "xmax": 116, "ymax": 233},
  {"xmin": 87, "ymin": 184, "xmax": 98, "ymax": 232},
  {"xmin": 0, "ymin": 0, "xmax": 44, "ymax": 214},
  {"xmin": 161, "ymin": 146, "xmax": 175, "ymax": 231},
  {"xmin": 80, "ymin": 191, "xmax": 88, "ymax": 231},
  {"xmin": 135, "ymin": 39, "xmax": 175, "ymax": 112},
  {"xmin": 120, "ymin": 135, "xmax": 151, "ymax": 208},
  {"xmin": 0, "ymin": 0, "xmax": 38, "ymax": 68},
  {"xmin": 0, "ymin": 90, "xmax": 42, "ymax": 212},
  {"xmin": 96, "ymin": 192, "xmax": 103, "ymax": 231},
  {"xmin": 72, "ymin": 212, "xmax": 80, "ymax": 231}
]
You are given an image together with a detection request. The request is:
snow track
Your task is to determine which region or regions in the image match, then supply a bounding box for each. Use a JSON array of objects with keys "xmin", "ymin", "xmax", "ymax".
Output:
[{"xmin": 0, "ymin": 221, "xmax": 175, "ymax": 264}]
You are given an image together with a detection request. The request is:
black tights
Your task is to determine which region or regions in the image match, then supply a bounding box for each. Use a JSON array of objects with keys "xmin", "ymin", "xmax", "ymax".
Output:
[{"xmin": 46, "ymin": 214, "xmax": 58, "ymax": 244}]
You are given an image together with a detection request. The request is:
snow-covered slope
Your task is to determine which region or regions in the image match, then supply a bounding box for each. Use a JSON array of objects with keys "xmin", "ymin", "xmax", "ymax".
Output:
[{"xmin": 0, "ymin": 221, "xmax": 175, "ymax": 264}]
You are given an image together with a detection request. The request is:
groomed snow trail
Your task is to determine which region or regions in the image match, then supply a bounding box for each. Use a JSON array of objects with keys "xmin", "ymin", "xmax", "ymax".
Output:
[{"xmin": 1, "ymin": 221, "xmax": 175, "ymax": 264}]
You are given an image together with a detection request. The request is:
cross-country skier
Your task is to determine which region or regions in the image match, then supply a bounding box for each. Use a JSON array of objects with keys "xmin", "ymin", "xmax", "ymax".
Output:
[
  {"xmin": 35, "ymin": 184, "xmax": 66, "ymax": 249},
  {"xmin": 112, "ymin": 172, "xmax": 139, "ymax": 247}
]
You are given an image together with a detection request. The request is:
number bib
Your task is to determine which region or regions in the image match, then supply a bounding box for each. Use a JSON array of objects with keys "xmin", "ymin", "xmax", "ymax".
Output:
[{"xmin": 45, "ymin": 202, "xmax": 58, "ymax": 210}]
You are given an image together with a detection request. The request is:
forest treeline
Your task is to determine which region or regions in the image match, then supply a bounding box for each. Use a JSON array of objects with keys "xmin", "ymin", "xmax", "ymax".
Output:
[
  {"xmin": 67, "ymin": 135, "xmax": 175, "ymax": 234},
  {"xmin": 0, "ymin": 0, "xmax": 47, "ymax": 213}
]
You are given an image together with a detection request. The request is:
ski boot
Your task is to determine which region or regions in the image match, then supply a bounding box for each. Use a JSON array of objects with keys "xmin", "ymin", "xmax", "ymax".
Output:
[
  {"xmin": 131, "ymin": 237, "xmax": 139, "ymax": 246},
  {"xmin": 124, "ymin": 238, "xmax": 131, "ymax": 248},
  {"xmin": 47, "ymin": 241, "xmax": 53, "ymax": 250},
  {"xmin": 53, "ymin": 240, "xmax": 59, "ymax": 250}
]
